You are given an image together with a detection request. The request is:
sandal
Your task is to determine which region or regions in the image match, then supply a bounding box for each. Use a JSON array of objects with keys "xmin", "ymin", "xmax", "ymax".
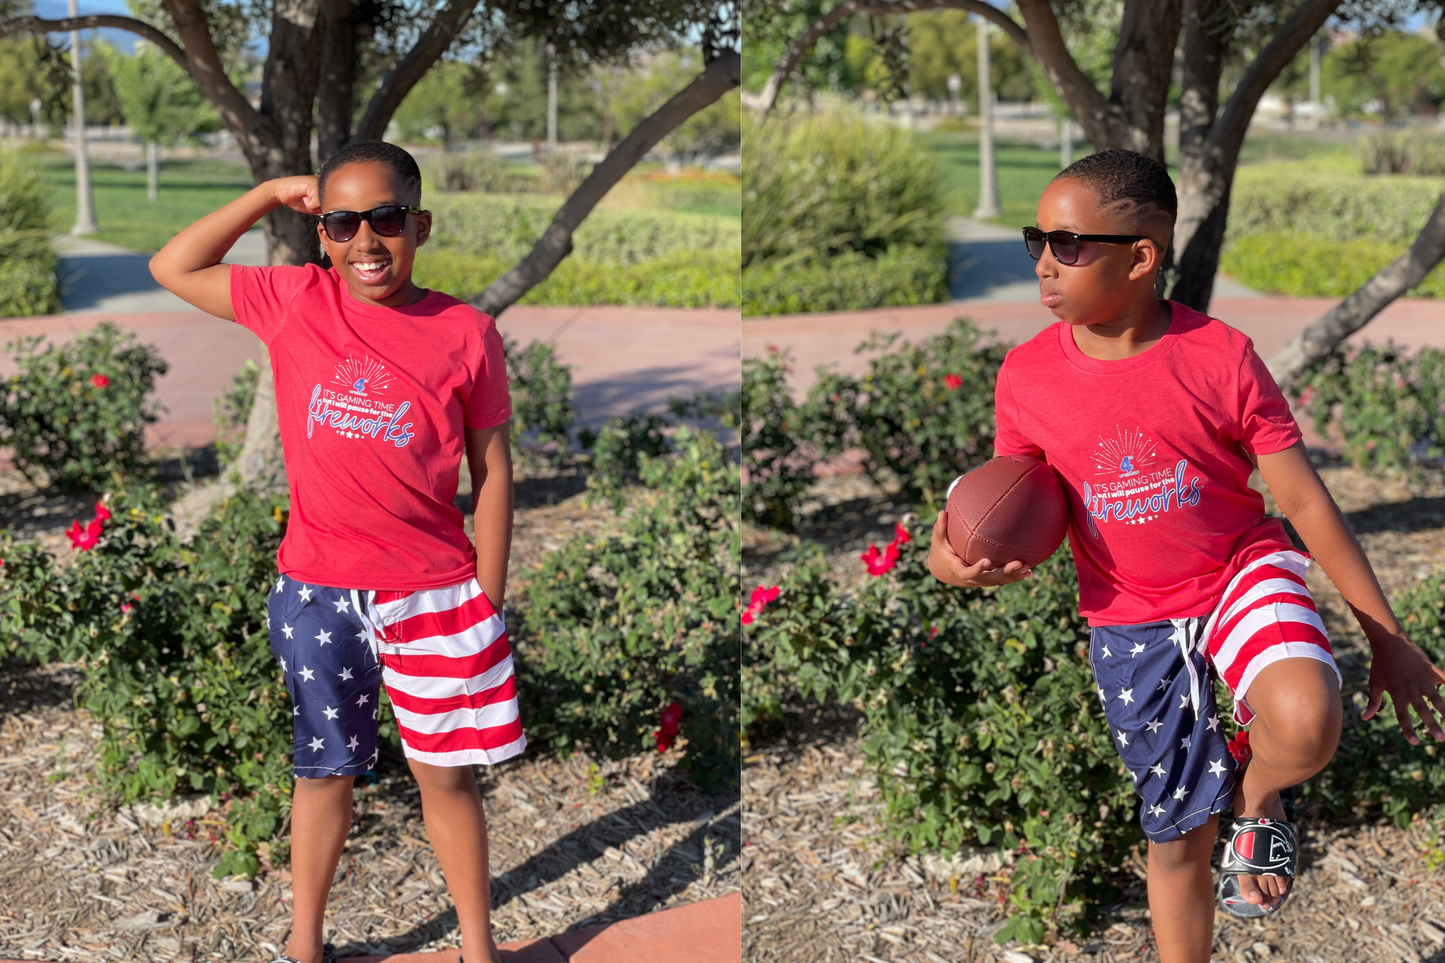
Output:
[
  {"xmin": 267, "ymin": 943, "xmax": 336, "ymax": 963},
  {"xmin": 1218, "ymin": 816, "xmax": 1298, "ymax": 918}
]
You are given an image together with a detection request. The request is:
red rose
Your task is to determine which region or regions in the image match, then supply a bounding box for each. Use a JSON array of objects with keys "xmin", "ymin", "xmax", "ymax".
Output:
[
  {"xmin": 94, "ymin": 500, "xmax": 111, "ymax": 522},
  {"xmin": 741, "ymin": 584, "xmax": 781, "ymax": 625},
  {"xmin": 91, "ymin": 373, "xmax": 109, "ymax": 388},
  {"xmin": 1226, "ymin": 730, "xmax": 1251, "ymax": 764},
  {"xmin": 892, "ymin": 523, "xmax": 911, "ymax": 546},
  {"xmin": 860, "ymin": 542, "xmax": 900, "ymax": 575},
  {"xmin": 66, "ymin": 518, "xmax": 102, "ymax": 551},
  {"xmin": 943, "ymin": 374, "xmax": 963, "ymax": 390}
]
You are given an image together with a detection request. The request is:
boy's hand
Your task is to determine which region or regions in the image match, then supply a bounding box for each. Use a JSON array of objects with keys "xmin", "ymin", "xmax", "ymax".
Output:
[
  {"xmin": 272, "ymin": 175, "xmax": 322, "ymax": 215},
  {"xmin": 927, "ymin": 511, "xmax": 1031, "ymax": 588},
  {"xmin": 1363, "ymin": 631, "xmax": 1445, "ymax": 744}
]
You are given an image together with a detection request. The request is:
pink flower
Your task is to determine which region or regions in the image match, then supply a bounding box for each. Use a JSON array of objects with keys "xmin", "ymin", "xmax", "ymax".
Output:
[
  {"xmin": 120, "ymin": 602, "xmax": 133, "ymax": 615},
  {"xmin": 943, "ymin": 374, "xmax": 963, "ymax": 390},
  {"xmin": 740, "ymin": 585, "xmax": 781, "ymax": 625},
  {"xmin": 91, "ymin": 373, "xmax": 109, "ymax": 388},
  {"xmin": 66, "ymin": 517, "xmax": 103, "ymax": 551}
]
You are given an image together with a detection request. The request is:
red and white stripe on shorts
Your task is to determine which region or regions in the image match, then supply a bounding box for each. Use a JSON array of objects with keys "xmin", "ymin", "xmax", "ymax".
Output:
[
  {"xmin": 366, "ymin": 579, "xmax": 526, "ymax": 767},
  {"xmin": 1199, "ymin": 549, "xmax": 1341, "ymax": 725}
]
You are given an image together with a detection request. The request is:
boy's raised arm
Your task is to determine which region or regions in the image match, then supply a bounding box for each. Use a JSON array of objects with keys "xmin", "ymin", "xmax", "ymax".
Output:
[{"xmin": 149, "ymin": 176, "xmax": 321, "ymax": 321}]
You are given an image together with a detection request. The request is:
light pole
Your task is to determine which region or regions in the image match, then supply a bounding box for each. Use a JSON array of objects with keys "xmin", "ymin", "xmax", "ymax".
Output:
[
  {"xmin": 68, "ymin": 0, "xmax": 98, "ymax": 236},
  {"xmin": 973, "ymin": 15, "xmax": 1001, "ymax": 220},
  {"xmin": 546, "ymin": 43, "xmax": 557, "ymax": 155},
  {"xmin": 946, "ymin": 72, "xmax": 962, "ymax": 117},
  {"xmin": 1060, "ymin": 116, "xmax": 1073, "ymax": 169}
]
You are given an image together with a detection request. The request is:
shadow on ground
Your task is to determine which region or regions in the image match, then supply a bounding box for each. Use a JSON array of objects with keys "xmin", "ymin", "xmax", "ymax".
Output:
[{"xmin": 947, "ymin": 237, "xmax": 1036, "ymax": 300}]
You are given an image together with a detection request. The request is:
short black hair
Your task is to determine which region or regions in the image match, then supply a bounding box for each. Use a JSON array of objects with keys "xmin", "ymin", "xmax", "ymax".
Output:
[
  {"xmin": 317, "ymin": 141, "xmax": 422, "ymax": 206},
  {"xmin": 1056, "ymin": 149, "xmax": 1177, "ymax": 228}
]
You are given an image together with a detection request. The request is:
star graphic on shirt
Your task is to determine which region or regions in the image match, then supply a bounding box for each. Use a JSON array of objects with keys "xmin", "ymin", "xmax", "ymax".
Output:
[
  {"xmin": 1149, "ymin": 763, "xmax": 1167, "ymax": 778},
  {"xmin": 347, "ymin": 735, "xmax": 360, "ymax": 752},
  {"xmin": 1180, "ymin": 734, "xmax": 1192, "ymax": 750},
  {"xmin": 1145, "ymin": 718, "xmax": 1163, "ymax": 734},
  {"xmin": 1208, "ymin": 758, "xmax": 1227, "ymax": 777},
  {"xmin": 1158, "ymin": 676, "xmax": 1173, "ymax": 691},
  {"xmin": 1118, "ymin": 687, "xmax": 1135, "ymax": 706},
  {"xmin": 356, "ymin": 692, "xmax": 370, "ymax": 707},
  {"xmin": 333, "ymin": 597, "xmax": 350, "ymax": 614},
  {"xmin": 275, "ymin": 576, "xmax": 285, "ymax": 594},
  {"xmin": 338, "ymin": 667, "xmax": 354, "ymax": 682},
  {"xmin": 1147, "ymin": 803, "xmax": 1166, "ymax": 817},
  {"xmin": 1100, "ymin": 645, "xmax": 1113, "ymax": 659},
  {"xmin": 1129, "ymin": 642, "xmax": 1146, "ymax": 657},
  {"xmin": 1206, "ymin": 714, "xmax": 1221, "ymax": 732},
  {"xmin": 322, "ymin": 705, "xmax": 339, "ymax": 721},
  {"xmin": 278, "ymin": 656, "xmax": 288, "ymax": 673},
  {"xmin": 281, "ymin": 622, "xmax": 294, "ymax": 639},
  {"xmin": 1172, "ymin": 786, "xmax": 1189, "ymax": 802},
  {"xmin": 308, "ymin": 736, "xmax": 325, "ymax": 752},
  {"xmin": 299, "ymin": 666, "xmax": 316, "ymax": 682},
  {"xmin": 298, "ymin": 585, "xmax": 314, "ymax": 602},
  {"xmin": 1115, "ymin": 729, "xmax": 1130, "ymax": 746},
  {"xmin": 315, "ymin": 629, "xmax": 333, "ymax": 646}
]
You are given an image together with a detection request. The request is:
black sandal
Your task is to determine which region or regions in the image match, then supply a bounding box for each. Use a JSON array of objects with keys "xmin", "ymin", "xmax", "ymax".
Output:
[
  {"xmin": 267, "ymin": 942, "xmax": 336, "ymax": 963},
  {"xmin": 1218, "ymin": 816, "xmax": 1298, "ymax": 918}
]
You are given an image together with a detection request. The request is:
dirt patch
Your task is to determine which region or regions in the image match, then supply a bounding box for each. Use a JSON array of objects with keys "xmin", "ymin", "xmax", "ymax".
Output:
[{"xmin": 742, "ymin": 462, "xmax": 1445, "ymax": 962}]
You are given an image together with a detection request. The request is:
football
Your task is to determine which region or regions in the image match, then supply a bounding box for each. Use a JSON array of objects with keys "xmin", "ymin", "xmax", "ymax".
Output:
[{"xmin": 944, "ymin": 455, "xmax": 1070, "ymax": 568}]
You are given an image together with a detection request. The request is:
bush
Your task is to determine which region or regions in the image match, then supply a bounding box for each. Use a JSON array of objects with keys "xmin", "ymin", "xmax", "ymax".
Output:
[
  {"xmin": 503, "ymin": 335, "xmax": 576, "ymax": 458},
  {"xmin": 0, "ymin": 150, "xmax": 61, "ymax": 317},
  {"xmin": 1227, "ymin": 165, "xmax": 1445, "ymax": 245},
  {"xmin": 1219, "ymin": 231, "xmax": 1445, "ymax": 299},
  {"xmin": 514, "ymin": 424, "xmax": 741, "ymax": 792},
  {"xmin": 0, "ymin": 321, "xmax": 169, "ymax": 490},
  {"xmin": 808, "ymin": 318, "xmax": 1009, "ymax": 505},
  {"xmin": 213, "ymin": 359, "xmax": 260, "ymax": 469},
  {"xmin": 0, "ymin": 487, "xmax": 293, "ymax": 877},
  {"xmin": 741, "ymin": 247, "xmax": 947, "ymax": 316},
  {"xmin": 747, "ymin": 532, "xmax": 1133, "ymax": 942},
  {"xmin": 414, "ymin": 248, "xmax": 739, "ymax": 309},
  {"xmin": 1293, "ymin": 342, "xmax": 1445, "ymax": 470},
  {"xmin": 741, "ymin": 347, "xmax": 815, "ymax": 530},
  {"xmin": 1358, "ymin": 131, "xmax": 1445, "ymax": 176},
  {"xmin": 428, "ymin": 151, "xmax": 534, "ymax": 193}
]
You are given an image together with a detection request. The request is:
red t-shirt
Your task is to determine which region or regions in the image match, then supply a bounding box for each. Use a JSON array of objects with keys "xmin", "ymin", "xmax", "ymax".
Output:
[
  {"xmin": 230, "ymin": 263, "xmax": 510, "ymax": 591},
  {"xmin": 993, "ymin": 301, "xmax": 1301, "ymax": 625}
]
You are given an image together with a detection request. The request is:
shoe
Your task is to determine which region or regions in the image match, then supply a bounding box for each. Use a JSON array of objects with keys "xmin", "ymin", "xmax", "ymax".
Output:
[
  {"xmin": 1217, "ymin": 816, "xmax": 1298, "ymax": 918},
  {"xmin": 267, "ymin": 943, "xmax": 336, "ymax": 963}
]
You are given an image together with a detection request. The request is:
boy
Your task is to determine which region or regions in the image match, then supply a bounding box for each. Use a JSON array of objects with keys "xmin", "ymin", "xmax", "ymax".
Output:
[
  {"xmin": 151, "ymin": 141, "xmax": 519, "ymax": 963},
  {"xmin": 927, "ymin": 150, "xmax": 1445, "ymax": 962}
]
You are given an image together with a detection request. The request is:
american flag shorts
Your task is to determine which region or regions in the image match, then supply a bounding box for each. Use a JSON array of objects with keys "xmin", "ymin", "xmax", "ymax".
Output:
[
  {"xmin": 1090, "ymin": 549, "xmax": 1340, "ymax": 843},
  {"xmin": 268, "ymin": 573, "xmax": 526, "ymax": 777}
]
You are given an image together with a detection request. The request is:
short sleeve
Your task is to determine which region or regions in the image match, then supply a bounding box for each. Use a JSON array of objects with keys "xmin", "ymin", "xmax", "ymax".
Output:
[
  {"xmin": 992, "ymin": 358, "xmax": 1044, "ymax": 459},
  {"xmin": 229, "ymin": 264, "xmax": 314, "ymax": 344},
  {"xmin": 1236, "ymin": 342, "xmax": 1301, "ymax": 455},
  {"xmin": 464, "ymin": 319, "xmax": 512, "ymax": 430}
]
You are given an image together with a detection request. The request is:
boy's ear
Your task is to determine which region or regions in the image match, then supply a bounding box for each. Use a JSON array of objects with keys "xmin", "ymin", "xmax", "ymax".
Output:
[
  {"xmin": 1128, "ymin": 238, "xmax": 1165, "ymax": 282},
  {"xmin": 415, "ymin": 210, "xmax": 431, "ymax": 249}
]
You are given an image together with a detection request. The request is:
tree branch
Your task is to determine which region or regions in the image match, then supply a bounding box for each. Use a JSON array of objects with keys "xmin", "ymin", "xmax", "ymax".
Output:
[
  {"xmin": 1267, "ymin": 194, "xmax": 1445, "ymax": 388},
  {"xmin": 474, "ymin": 50, "xmax": 740, "ymax": 317},
  {"xmin": 755, "ymin": 0, "xmax": 1028, "ymax": 118},
  {"xmin": 1013, "ymin": 0, "xmax": 1136, "ymax": 151},
  {"xmin": 352, "ymin": 0, "xmax": 480, "ymax": 141},
  {"xmin": 0, "ymin": 15, "xmax": 188, "ymax": 70},
  {"xmin": 160, "ymin": 0, "xmax": 265, "ymax": 147}
]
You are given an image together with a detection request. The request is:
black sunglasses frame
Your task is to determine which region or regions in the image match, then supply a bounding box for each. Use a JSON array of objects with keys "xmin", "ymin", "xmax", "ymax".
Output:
[
  {"xmin": 319, "ymin": 205, "xmax": 427, "ymax": 243},
  {"xmin": 1022, "ymin": 227, "xmax": 1156, "ymax": 265}
]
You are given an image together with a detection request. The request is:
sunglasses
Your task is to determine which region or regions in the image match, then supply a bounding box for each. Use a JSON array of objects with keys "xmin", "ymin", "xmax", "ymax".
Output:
[
  {"xmin": 319, "ymin": 205, "xmax": 425, "ymax": 243},
  {"xmin": 1022, "ymin": 227, "xmax": 1156, "ymax": 265}
]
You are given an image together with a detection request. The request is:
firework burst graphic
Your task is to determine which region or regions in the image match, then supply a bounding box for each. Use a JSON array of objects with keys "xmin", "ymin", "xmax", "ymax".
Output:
[
  {"xmin": 1091, "ymin": 426, "xmax": 1158, "ymax": 478},
  {"xmin": 332, "ymin": 356, "xmax": 394, "ymax": 397}
]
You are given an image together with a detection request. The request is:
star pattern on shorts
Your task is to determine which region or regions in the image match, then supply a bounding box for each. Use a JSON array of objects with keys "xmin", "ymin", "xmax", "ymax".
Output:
[
  {"xmin": 356, "ymin": 692, "xmax": 370, "ymax": 707},
  {"xmin": 1149, "ymin": 763, "xmax": 1166, "ymax": 778},
  {"xmin": 281, "ymin": 623, "xmax": 294, "ymax": 639},
  {"xmin": 347, "ymin": 735, "xmax": 360, "ymax": 751},
  {"xmin": 298, "ymin": 585, "xmax": 314, "ymax": 602},
  {"xmin": 275, "ymin": 576, "xmax": 285, "ymax": 594},
  {"xmin": 1208, "ymin": 758, "xmax": 1227, "ymax": 777},
  {"xmin": 1115, "ymin": 729, "xmax": 1129, "ymax": 746},
  {"xmin": 1179, "ymin": 693, "xmax": 1190, "ymax": 710},
  {"xmin": 322, "ymin": 705, "xmax": 339, "ymax": 721},
  {"xmin": 1172, "ymin": 786, "xmax": 1189, "ymax": 801},
  {"xmin": 308, "ymin": 736, "xmax": 325, "ymax": 752},
  {"xmin": 299, "ymin": 666, "xmax": 316, "ymax": 682},
  {"xmin": 1100, "ymin": 645, "xmax": 1113, "ymax": 659},
  {"xmin": 1158, "ymin": 676, "xmax": 1173, "ymax": 691},
  {"xmin": 1145, "ymin": 718, "xmax": 1163, "ymax": 734},
  {"xmin": 333, "ymin": 597, "xmax": 351, "ymax": 614},
  {"xmin": 293, "ymin": 705, "xmax": 300, "ymax": 716},
  {"xmin": 1179, "ymin": 734, "xmax": 1192, "ymax": 750},
  {"xmin": 1129, "ymin": 642, "xmax": 1146, "ymax": 658},
  {"xmin": 338, "ymin": 667, "xmax": 353, "ymax": 681},
  {"xmin": 278, "ymin": 656, "xmax": 288, "ymax": 673},
  {"xmin": 1206, "ymin": 714, "xmax": 1221, "ymax": 732},
  {"xmin": 1117, "ymin": 687, "xmax": 1135, "ymax": 706},
  {"xmin": 1147, "ymin": 803, "xmax": 1166, "ymax": 817},
  {"xmin": 315, "ymin": 629, "xmax": 333, "ymax": 646}
]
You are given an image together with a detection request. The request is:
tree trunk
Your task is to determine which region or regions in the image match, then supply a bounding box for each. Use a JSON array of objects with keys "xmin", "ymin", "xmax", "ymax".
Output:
[
  {"xmin": 1107, "ymin": 0, "xmax": 1181, "ymax": 162},
  {"xmin": 145, "ymin": 140, "xmax": 158, "ymax": 201},
  {"xmin": 1266, "ymin": 194, "xmax": 1445, "ymax": 388},
  {"xmin": 317, "ymin": 0, "xmax": 356, "ymax": 162},
  {"xmin": 1168, "ymin": 163, "xmax": 1234, "ymax": 310}
]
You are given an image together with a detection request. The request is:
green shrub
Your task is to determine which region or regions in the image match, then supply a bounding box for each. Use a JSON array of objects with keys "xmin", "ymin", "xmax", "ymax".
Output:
[
  {"xmin": 213, "ymin": 359, "xmax": 260, "ymax": 469},
  {"xmin": 0, "ymin": 487, "xmax": 293, "ymax": 877},
  {"xmin": 741, "ymin": 347, "xmax": 815, "ymax": 530},
  {"xmin": 808, "ymin": 318, "xmax": 1009, "ymax": 505},
  {"xmin": 0, "ymin": 321, "xmax": 169, "ymax": 490},
  {"xmin": 1227, "ymin": 165, "xmax": 1445, "ymax": 244},
  {"xmin": 514, "ymin": 425, "xmax": 740, "ymax": 792},
  {"xmin": 741, "ymin": 109, "xmax": 943, "ymax": 266},
  {"xmin": 503, "ymin": 335, "xmax": 576, "ymax": 458},
  {"xmin": 1294, "ymin": 342, "xmax": 1445, "ymax": 470},
  {"xmin": 0, "ymin": 150, "xmax": 61, "ymax": 317},
  {"xmin": 584, "ymin": 412, "xmax": 673, "ymax": 509},
  {"xmin": 1219, "ymin": 231, "xmax": 1445, "ymax": 299},
  {"xmin": 1358, "ymin": 131, "xmax": 1445, "ymax": 176},
  {"xmin": 747, "ymin": 532, "xmax": 1131, "ymax": 942},
  {"xmin": 428, "ymin": 151, "xmax": 535, "ymax": 193},
  {"xmin": 415, "ymin": 248, "xmax": 739, "ymax": 308},
  {"xmin": 741, "ymin": 247, "xmax": 947, "ymax": 316}
]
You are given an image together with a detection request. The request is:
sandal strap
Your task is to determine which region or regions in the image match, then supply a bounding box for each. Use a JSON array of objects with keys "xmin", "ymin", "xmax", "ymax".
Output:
[{"xmin": 1220, "ymin": 816, "xmax": 1298, "ymax": 878}]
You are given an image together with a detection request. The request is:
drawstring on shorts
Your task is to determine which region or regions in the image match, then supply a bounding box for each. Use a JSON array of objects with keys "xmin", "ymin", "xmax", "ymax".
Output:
[
  {"xmin": 1170, "ymin": 617, "xmax": 1204, "ymax": 720},
  {"xmin": 350, "ymin": 588, "xmax": 382, "ymax": 666}
]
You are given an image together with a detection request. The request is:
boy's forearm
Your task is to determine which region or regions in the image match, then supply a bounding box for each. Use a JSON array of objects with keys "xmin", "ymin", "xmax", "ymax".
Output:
[
  {"xmin": 473, "ymin": 469, "xmax": 514, "ymax": 611},
  {"xmin": 1285, "ymin": 494, "xmax": 1403, "ymax": 642},
  {"xmin": 151, "ymin": 182, "xmax": 279, "ymax": 277}
]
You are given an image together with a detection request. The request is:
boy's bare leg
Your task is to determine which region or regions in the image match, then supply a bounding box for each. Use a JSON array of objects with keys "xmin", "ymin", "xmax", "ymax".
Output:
[
  {"xmin": 285, "ymin": 775, "xmax": 356, "ymax": 963},
  {"xmin": 1233, "ymin": 658, "xmax": 1342, "ymax": 908},
  {"xmin": 409, "ymin": 758, "xmax": 503, "ymax": 963},
  {"xmin": 1147, "ymin": 817, "xmax": 1217, "ymax": 963}
]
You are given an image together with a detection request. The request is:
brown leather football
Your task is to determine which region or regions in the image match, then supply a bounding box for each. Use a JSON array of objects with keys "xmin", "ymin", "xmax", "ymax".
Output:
[{"xmin": 944, "ymin": 455, "xmax": 1070, "ymax": 567}]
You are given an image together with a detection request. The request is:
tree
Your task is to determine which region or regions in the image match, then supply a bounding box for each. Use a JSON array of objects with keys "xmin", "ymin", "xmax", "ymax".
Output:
[
  {"xmin": 751, "ymin": 0, "xmax": 1445, "ymax": 386},
  {"xmin": 1, "ymin": 0, "xmax": 738, "ymax": 489},
  {"xmin": 609, "ymin": 48, "xmax": 741, "ymax": 168},
  {"xmin": 98, "ymin": 39, "xmax": 215, "ymax": 199}
]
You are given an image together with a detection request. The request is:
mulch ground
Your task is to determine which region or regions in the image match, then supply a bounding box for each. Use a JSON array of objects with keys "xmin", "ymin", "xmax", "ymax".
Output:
[
  {"xmin": 741, "ymin": 460, "xmax": 1445, "ymax": 963},
  {"xmin": 0, "ymin": 458, "xmax": 740, "ymax": 962}
]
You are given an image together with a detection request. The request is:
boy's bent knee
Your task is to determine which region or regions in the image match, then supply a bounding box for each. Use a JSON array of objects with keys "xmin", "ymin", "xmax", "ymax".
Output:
[{"xmin": 1248, "ymin": 658, "xmax": 1342, "ymax": 762}]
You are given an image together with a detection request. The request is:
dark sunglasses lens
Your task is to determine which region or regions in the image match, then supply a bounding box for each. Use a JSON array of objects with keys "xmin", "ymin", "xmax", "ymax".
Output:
[
  {"xmin": 1051, "ymin": 233, "xmax": 1080, "ymax": 264},
  {"xmin": 369, "ymin": 206, "xmax": 409, "ymax": 236},
  {"xmin": 1023, "ymin": 229, "xmax": 1045, "ymax": 259},
  {"xmin": 322, "ymin": 212, "xmax": 360, "ymax": 241}
]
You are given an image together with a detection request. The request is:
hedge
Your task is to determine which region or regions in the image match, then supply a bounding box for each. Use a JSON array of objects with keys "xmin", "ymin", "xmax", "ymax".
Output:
[
  {"xmin": 741, "ymin": 247, "xmax": 947, "ymax": 316},
  {"xmin": 1227, "ymin": 164, "xmax": 1445, "ymax": 244},
  {"xmin": 0, "ymin": 150, "xmax": 61, "ymax": 317},
  {"xmin": 1220, "ymin": 230, "xmax": 1445, "ymax": 299}
]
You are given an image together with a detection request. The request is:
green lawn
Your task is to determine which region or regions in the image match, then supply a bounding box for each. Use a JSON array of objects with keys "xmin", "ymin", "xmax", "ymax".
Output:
[{"xmin": 41, "ymin": 157, "xmax": 256, "ymax": 254}]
